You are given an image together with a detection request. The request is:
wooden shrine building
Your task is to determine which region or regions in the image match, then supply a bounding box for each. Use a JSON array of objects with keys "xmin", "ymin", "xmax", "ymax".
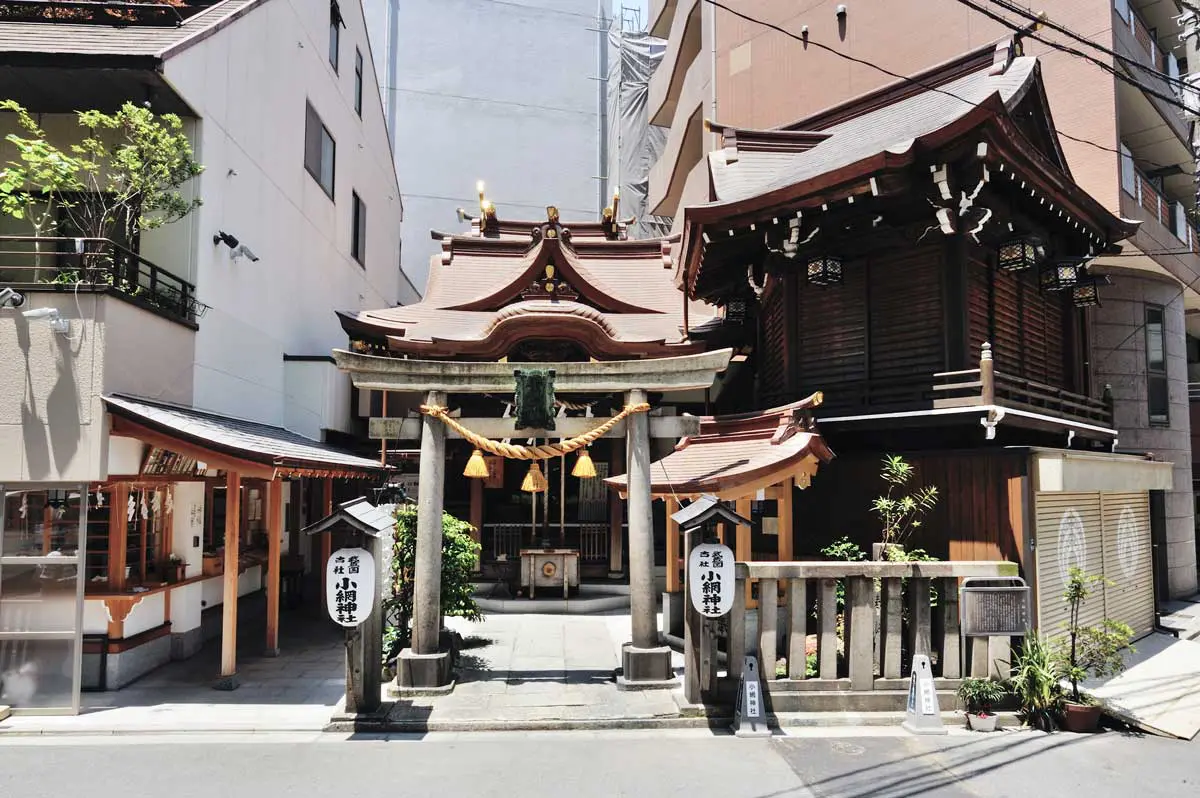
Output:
[
  {"xmin": 337, "ymin": 197, "xmax": 723, "ymax": 582},
  {"xmin": 666, "ymin": 38, "xmax": 1173, "ymax": 637}
]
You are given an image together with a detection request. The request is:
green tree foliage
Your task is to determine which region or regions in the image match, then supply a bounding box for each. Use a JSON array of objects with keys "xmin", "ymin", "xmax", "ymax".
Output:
[
  {"xmin": 0, "ymin": 100, "xmax": 203, "ymax": 246},
  {"xmin": 382, "ymin": 504, "xmax": 482, "ymax": 666},
  {"xmin": 1055, "ymin": 566, "xmax": 1133, "ymax": 704},
  {"xmin": 872, "ymin": 455, "xmax": 939, "ymax": 547}
]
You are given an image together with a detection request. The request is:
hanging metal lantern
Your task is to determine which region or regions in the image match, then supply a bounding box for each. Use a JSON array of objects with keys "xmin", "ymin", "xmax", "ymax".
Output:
[
  {"xmin": 1039, "ymin": 259, "xmax": 1082, "ymax": 291},
  {"xmin": 997, "ymin": 235, "xmax": 1044, "ymax": 272},
  {"xmin": 1072, "ymin": 278, "xmax": 1101, "ymax": 307},
  {"xmin": 805, "ymin": 255, "xmax": 843, "ymax": 286},
  {"xmin": 725, "ymin": 298, "xmax": 747, "ymax": 325}
]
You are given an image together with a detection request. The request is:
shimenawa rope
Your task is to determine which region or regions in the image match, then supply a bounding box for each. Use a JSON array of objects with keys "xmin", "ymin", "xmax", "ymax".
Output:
[{"xmin": 420, "ymin": 402, "xmax": 650, "ymax": 460}]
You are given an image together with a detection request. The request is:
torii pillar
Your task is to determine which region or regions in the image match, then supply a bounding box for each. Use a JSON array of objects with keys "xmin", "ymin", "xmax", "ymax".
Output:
[
  {"xmin": 332, "ymin": 348, "xmax": 732, "ymax": 691},
  {"xmin": 619, "ymin": 388, "xmax": 673, "ymax": 686}
]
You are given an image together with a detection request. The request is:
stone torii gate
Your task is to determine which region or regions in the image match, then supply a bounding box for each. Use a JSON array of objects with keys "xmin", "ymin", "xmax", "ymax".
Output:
[{"xmin": 332, "ymin": 348, "xmax": 732, "ymax": 689}]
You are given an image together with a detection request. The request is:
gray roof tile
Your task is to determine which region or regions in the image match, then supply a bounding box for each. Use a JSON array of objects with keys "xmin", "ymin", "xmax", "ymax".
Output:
[
  {"xmin": 0, "ymin": 0, "xmax": 263, "ymax": 59},
  {"xmin": 104, "ymin": 393, "xmax": 386, "ymax": 473}
]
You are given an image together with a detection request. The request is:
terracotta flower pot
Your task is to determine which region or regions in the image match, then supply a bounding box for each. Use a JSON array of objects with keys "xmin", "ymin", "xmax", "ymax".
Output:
[
  {"xmin": 1062, "ymin": 703, "xmax": 1102, "ymax": 733},
  {"xmin": 967, "ymin": 712, "xmax": 998, "ymax": 732}
]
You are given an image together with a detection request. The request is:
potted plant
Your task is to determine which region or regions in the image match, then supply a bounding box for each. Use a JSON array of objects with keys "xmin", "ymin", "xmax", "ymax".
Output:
[
  {"xmin": 1009, "ymin": 634, "xmax": 1063, "ymax": 732},
  {"xmin": 869, "ymin": 455, "xmax": 938, "ymax": 559},
  {"xmin": 1055, "ymin": 567, "xmax": 1134, "ymax": 733},
  {"xmin": 957, "ymin": 677, "xmax": 1005, "ymax": 731},
  {"xmin": 164, "ymin": 553, "xmax": 186, "ymax": 583}
]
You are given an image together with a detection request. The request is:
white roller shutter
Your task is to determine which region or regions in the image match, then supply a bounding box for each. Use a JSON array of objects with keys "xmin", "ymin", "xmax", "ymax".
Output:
[
  {"xmin": 1101, "ymin": 493, "xmax": 1155, "ymax": 639},
  {"xmin": 1035, "ymin": 492, "xmax": 1105, "ymax": 637},
  {"xmin": 1034, "ymin": 490, "xmax": 1155, "ymax": 641}
]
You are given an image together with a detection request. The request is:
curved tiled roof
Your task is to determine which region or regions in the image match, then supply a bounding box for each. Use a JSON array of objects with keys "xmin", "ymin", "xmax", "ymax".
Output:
[
  {"xmin": 340, "ymin": 212, "xmax": 719, "ymax": 359},
  {"xmin": 606, "ymin": 395, "xmax": 835, "ymax": 497}
]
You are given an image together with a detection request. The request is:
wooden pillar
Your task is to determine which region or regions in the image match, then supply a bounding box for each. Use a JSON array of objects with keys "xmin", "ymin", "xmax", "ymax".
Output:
[
  {"xmin": 608, "ymin": 439, "xmax": 624, "ymax": 576},
  {"xmin": 320, "ymin": 476, "xmax": 333, "ymax": 600},
  {"xmin": 777, "ymin": 478, "xmax": 794, "ymax": 602},
  {"xmin": 265, "ymin": 479, "xmax": 283, "ymax": 656},
  {"xmin": 216, "ymin": 471, "xmax": 241, "ymax": 689},
  {"xmin": 469, "ymin": 478, "xmax": 483, "ymax": 573},
  {"xmin": 683, "ymin": 525, "xmax": 703, "ymax": 704},
  {"xmin": 735, "ymin": 497, "xmax": 753, "ymax": 609},
  {"xmin": 108, "ymin": 483, "xmax": 130, "ymax": 591},
  {"xmin": 665, "ymin": 497, "xmax": 681, "ymax": 593}
]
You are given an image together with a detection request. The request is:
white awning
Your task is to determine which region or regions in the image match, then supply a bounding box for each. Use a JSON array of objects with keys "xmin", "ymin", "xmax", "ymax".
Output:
[{"xmin": 1032, "ymin": 450, "xmax": 1173, "ymax": 493}]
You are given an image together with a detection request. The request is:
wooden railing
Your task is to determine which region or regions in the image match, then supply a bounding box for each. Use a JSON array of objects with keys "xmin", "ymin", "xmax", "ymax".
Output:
[
  {"xmin": 723, "ymin": 560, "xmax": 1018, "ymax": 692},
  {"xmin": 0, "ymin": 236, "xmax": 205, "ymax": 325},
  {"xmin": 775, "ymin": 344, "xmax": 1113, "ymax": 428}
]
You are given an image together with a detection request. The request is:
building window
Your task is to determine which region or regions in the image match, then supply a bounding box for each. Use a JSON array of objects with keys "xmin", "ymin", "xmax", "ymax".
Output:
[
  {"xmin": 1119, "ymin": 142, "xmax": 1136, "ymax": 198},
  {"xmin": 354, "ymin": 48, "xmax": 363, "ymax": 117},
  {"xmin": 1146, "ymin": 304, "xmax": 1169, "ymax": 426},
  {"xmin": 329, "ymin": 1, "xmax": 343, "ymax": 72},
  {"xmin": 304, "ymin": 101, "xmax": 335, "ymax": 198},
  {"xmin": 351, "ymin": 191, "xmax": 366, "ymax": 266}
]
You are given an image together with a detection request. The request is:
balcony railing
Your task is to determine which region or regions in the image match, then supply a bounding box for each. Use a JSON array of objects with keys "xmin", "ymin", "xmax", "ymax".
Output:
[
  {"xmin": 1122, "ymin": 162, "xmax": 1200, "ymax": 252},
  {"xmin": 0, "ymin": 236, "xmax": 207, "ymax": 325},
  {"xmin": 766, "ymin": 344, "xmax": 1113, "ymax": 429}
]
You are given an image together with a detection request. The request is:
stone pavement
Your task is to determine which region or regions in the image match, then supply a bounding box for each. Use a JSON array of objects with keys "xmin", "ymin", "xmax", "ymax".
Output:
[
  {"xmin": 1159, "ymin": 593, "xmax": 1200, "ymax": 640},
  {"xmin": 379, "ymin": 611, "xmax": 688, "ymax": 730},
  {"xmin": 0, "ymin": 609, "xmax": 347, "ymax": 735}
]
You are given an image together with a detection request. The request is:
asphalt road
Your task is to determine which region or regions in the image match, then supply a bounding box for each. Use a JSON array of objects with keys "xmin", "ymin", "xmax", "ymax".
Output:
[{"xmin": 0, "ymin": 728, "xmax": 1195, "ymax": 797}]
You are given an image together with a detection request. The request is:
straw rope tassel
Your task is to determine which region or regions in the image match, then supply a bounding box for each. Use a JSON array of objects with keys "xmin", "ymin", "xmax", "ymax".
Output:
[{"xmin": 420, "ymin": 402, "xmax": 651, "ymax": 460}]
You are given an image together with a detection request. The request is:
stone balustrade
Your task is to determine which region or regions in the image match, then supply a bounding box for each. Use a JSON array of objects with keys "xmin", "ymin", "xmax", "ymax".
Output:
[{"xmin": 725, "ymin": 560, "xmax": 1019, "ymax": 692}]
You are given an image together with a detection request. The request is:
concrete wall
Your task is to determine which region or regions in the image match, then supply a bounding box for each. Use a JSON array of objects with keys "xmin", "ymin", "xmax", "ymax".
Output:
[
  {"xmin": 0, "ymin": 292, "xmax": 194, "ymax": 482},
  {"xmin": 283, "ymin": 358, "xmax": 354, "ymax": 440},
  {"xmin": 162, "ymin": 0, "xmax": 410, "ymax": 426},
  {"xmin": 1090, "ymin": 272, "xmax": 1196, "ymax": 597},
  {"xmin": 364, "ymin": 0, "xmax": 601, "ymax": 292}
]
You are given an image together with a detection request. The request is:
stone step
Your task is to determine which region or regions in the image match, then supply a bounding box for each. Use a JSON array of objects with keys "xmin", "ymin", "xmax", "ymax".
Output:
[
  {"xmin": 765, "ymin": 688, "xmax": 960, "ymax": 713},
  {"xmin": 766, "ymin": 677, "xmax": 962, "ymax": 693},
  {"xmin": 0, "ymin": 705, "xmax": 9, "ymax": 722}
]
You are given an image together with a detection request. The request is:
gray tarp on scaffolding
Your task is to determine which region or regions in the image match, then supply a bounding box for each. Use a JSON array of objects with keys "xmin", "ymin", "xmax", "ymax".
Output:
[{"xmin": 606, "ymin": 28, "xmax": 672, "ymax": 239}]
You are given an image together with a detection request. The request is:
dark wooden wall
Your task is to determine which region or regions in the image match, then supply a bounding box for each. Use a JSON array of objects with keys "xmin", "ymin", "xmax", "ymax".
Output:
[
  {"xmin": 756, "ymin": 244, "xmax": 947, "ymax": 409},
  {"xmin": 753, "ymin": 242, "xmax": 1083, "ymax": 410},
  {"xmin": 790, "ymin": 449, "xmax": 1031, "ymax": 572},
  {"xmin": 967, "ymin": 257, "xmax": 1074, "ymax": 390}
]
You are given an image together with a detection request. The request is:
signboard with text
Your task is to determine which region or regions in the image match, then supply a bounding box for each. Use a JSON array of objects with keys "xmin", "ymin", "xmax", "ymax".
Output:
[
  {"xmin": 325, "ymin": 547, "xmax": 376, "ymax": 627},
  {"xmin": 688, "ymin": 543, "xmax": 735, "ymax": 618}
]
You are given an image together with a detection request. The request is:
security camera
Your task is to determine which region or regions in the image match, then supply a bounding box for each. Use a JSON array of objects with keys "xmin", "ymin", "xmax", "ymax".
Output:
[
  {"xmin": 22, "ymin": 306, "xmax": 69, "ymax": 334},
  {"xmin": 0, "ymin": 287, "xmax": 25, "ymax": 309},
  {"xmin": 232, "ymin": 244, "xmax": 259, "ymax": 262},
  {"xmin": 213, "ymin": 231, "xmax": 240, "ymax": 249}
]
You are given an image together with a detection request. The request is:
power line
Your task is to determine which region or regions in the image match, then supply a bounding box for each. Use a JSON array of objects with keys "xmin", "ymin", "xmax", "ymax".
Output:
[
  {"xmin": 951, "ymin": 0, "xmax": 1198, "ymax": 119},
  {"xmin": 980, "ymin": 0, "xmax": 1191, "ymax": 92},
  {"xmin": 700, "ymin": 0, "xmax": 1187, "ymax": 174},
  {"xmin": 699, "ymin": 0, "xmax": 1199, "ymax": 366}
]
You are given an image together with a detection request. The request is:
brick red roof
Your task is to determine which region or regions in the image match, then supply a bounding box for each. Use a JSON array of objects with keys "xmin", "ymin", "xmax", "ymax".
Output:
[
  {"xmin": 606, "ymin": 396, "xmax": 834, "ymax": 497},
  {"xmin": 340, "ymin": 212, "xmax": 719, "ymax": 359}
]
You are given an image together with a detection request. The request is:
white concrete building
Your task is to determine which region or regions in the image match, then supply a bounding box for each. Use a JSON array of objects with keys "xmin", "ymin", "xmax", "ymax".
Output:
[
  {"xmin": 362, "ymin": 0, "xmax": 603, "ymax": 290},
  {"xmin": 0, "ymin": 0, "xmax": 408, "ymax": 712}
]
